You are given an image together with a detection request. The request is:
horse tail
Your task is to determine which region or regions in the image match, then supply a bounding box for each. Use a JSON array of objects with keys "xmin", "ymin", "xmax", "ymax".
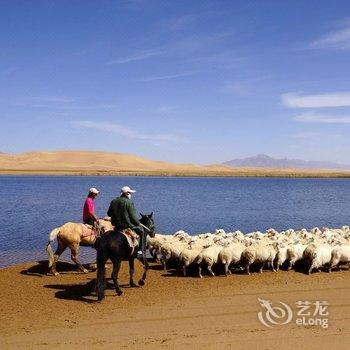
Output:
[
  {"xmin": 96, "ymin": 239, "xmax": 107, "ymax": 301},
  {"xmin": 46, "ymin": 227, "xmax": 60, "ymax": 268}
]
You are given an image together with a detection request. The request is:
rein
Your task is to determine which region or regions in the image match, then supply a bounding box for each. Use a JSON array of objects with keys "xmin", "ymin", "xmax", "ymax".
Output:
[
  {"xmin": 140, "ymin": 223, "xmax": 151, "ymax": 232},
  {"xmin": 139, "ymin": 223, "xmax": 151, "ymax": 267},
  {"xmin": 81, "ymin": 221, "xmax": 104, "ymax": 239}
]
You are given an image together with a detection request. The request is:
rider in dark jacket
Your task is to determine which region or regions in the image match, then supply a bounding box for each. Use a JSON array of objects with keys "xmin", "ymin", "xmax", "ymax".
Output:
[{"xmin": 107, "ymin": 186, "xmax": 144, "ymax": 257}]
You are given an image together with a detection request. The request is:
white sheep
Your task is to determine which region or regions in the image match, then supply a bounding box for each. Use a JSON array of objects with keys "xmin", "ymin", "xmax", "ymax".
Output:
[
  {"xmin": 147, "ymin": 234, "xmax": 169, "ymax": 260},
  {"xmin": 241, "ymin": 243, "xmax": 278, "ymax": 274},
  {"xmin": 218, "ymin": 242, "xmax": 245, "ymax": 276},
  {"xmin": 153, "ymin": 224, "xmax": 350, "ymax": 276},
  {"xmin": 275, "ymin": 244, "xmax": 289, "ymax": 271},
  {"xmin": 196, "ymin": 242, "xmax": 225, "ymax": 278},
  {"xmin": 286, "ymin": 242, "xmax": 308, "ymax": 270},
  {"xmin": 160, "ymin": 241, "xmax": 189, "ymax": 270},
  {"xmin": 328, "ymin": 245, "xmax": 350, "ymax": 272},
  {"xmin": 303, "ymin": 244, "xmax": 333, "ymax": 274},
  {"xmin": 178, "ymin": 245, "xmax": 203, "ymax": 276}
]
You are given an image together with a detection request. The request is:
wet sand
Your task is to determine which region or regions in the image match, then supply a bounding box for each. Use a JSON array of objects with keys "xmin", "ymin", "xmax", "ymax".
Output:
[{"xmin": 1, "ymin": 260, "xmax": 350, "ymax": 349}]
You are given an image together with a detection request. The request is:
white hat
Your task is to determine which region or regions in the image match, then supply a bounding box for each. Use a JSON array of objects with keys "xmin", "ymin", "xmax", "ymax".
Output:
[
  {"xmin": 89, "ymin": 187, "xmax": 99, "ymax": 194},
  {"xmin": 121, "ymin": 186, "xmax": 136, "ymax": 194}
]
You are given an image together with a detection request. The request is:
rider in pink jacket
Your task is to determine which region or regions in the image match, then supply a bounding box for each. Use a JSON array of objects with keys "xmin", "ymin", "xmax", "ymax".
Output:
[{"xmin": 83, "ymin": 187, "xmax": 99, "ymax": 225}]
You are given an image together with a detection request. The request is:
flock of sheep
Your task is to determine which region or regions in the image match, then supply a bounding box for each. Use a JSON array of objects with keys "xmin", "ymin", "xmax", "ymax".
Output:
[{"xmin": 146, "ymin": 226, "xmax": 350, "ymax": 277}]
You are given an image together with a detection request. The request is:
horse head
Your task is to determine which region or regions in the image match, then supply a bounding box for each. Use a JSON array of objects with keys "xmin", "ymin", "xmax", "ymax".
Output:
[{"xmin": 139, "ymin": 212, "xmax": 155, "ymax": 237}]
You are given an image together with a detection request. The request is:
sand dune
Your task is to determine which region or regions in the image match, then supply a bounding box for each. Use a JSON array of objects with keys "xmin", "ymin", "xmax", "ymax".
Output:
[
  {"xmin": 0, "ymin": 150, "xmax": 350, "ymax": 177},
  {"xmin": 0, "ymin": 150, "xmax": 204, "ymax": 171},
  {"xmin": 0, "ymin": 150, "xmax": 232, "ymax": 173}
]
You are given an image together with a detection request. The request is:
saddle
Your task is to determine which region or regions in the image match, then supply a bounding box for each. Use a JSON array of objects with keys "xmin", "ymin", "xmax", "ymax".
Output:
[
  {"xmin": 81, "ymin": 224, "xmax": 97, "ymax": 238},
  {"xmin": 121, "ymin": 228, "xmax": 139, "ymax": 255}
]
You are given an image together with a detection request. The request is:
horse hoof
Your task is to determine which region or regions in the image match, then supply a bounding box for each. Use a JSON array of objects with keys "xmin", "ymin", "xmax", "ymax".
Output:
[
  {"xmin": 117, "ymin": 291, "xmax": 123, "ymax": 296},
  {"xmin": 130, "ymin": 283, "xmax": 139, "ymax": 288},
  {"xmin": 49, "ymin": 270, "xmax": 59, "ymax": 276},
  {"xmin": 88, "ymin": 263, "xmax": 97, "ymax": 270},
  {"xmin": 138, "ymin": 279, "xmax": 145, "ymax": 286}
]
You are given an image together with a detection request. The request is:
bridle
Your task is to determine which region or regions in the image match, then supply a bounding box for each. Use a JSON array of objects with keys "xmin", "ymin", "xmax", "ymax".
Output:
[
  {"xmin": 95, "ymin": 220, "xmax": 107, "ymax": 237},
  {"xmin": 139, "ymin": 220, "xmax": 155, "ymax": 266}
]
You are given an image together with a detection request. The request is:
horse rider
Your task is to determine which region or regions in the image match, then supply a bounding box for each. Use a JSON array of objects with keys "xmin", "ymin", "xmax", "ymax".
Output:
[
  {"xmin": 107, "ymin": 186, "xmax": 145, "ymax": 258},
  {"xmin": 83, "ymin": 187, "xmax": 99, "ymax": 226}
]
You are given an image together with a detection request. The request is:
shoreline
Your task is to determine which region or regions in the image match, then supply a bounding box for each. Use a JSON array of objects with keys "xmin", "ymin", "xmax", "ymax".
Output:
[
  {"xmin": 1, "ymin": 259, "xmax": 350, "ymax": 349},
  {"xmin": 1, "ymin": 168, "xmax": 350, "ymax": 178}
]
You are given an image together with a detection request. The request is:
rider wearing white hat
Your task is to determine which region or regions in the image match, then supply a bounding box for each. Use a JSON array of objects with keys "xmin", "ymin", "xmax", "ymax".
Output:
[
  {"xmin": 107, "ymin": 185, "xmax": 144, "ymax": 257},
  {"xmin": 120, "ymin": 186, "xmax": 136, "ymax": 196},
  {"xmin": 83, "ymin": 187, "xmax": 99, "ymax": 225}
]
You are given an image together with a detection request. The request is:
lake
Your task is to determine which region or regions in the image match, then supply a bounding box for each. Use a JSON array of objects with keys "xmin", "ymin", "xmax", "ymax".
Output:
[{"xmin": 1, "ymin": 175, "xmax": 350, "ymax": 268}]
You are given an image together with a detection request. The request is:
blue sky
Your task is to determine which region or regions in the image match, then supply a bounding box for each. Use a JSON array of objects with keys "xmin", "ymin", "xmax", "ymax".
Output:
[{"xmin": 1, "ymin": 0, "xmax": 350, "ymax": 164}]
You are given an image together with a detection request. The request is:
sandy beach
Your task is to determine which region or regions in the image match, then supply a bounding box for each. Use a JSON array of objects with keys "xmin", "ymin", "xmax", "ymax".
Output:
[{"xmin": 1, "ymin": 259, "xmax": 350, "ymax": 349}]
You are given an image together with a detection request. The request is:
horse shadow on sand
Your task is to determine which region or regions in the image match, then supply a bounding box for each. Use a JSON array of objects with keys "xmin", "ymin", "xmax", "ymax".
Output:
[
  {"xmin": 44, "ymin": 279, "xmax": 99, "ymax": 303},
  {"xmin": 20, "ymin": 260, "xmax": 95, "ymax": 278},
  {"xmin": 44, "ymin": 278, "xmax": 142, "ymax": 303},
  {"xmin": 19, "ymin": 260, "xmax": 153, "ymax": 303}
]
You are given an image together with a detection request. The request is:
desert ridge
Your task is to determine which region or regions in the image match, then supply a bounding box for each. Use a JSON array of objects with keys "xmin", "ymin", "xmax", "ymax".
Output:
[
  {"xmin": 1, "ymin": 150, "xmax": 350, "ymax": 177},
  {"xmin": 0, "ymin": 150, "xmax": 205, "ymax": 171}
]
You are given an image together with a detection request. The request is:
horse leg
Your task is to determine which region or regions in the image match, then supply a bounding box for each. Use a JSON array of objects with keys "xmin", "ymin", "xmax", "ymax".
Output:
[
  {"xmin": 138, "ymin": 257, "xmax": 148, "ymax": 286},
  {"xmin": 50, "ymin": 240, "xmax": 66, "ymax": 276},
  {"xmin": 110, "ymin": 256, "xmax": 123, "ymax": 296},
  {"xmin": 70, "ymin": 244, "xmax": 88, "ymax": 273},
  {"xmin": 129, "ymin": 258, "xmax": 138, "ymax": 287}
]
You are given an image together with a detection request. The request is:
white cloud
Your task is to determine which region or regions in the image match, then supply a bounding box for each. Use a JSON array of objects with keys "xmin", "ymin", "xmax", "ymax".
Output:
[
  {"xmin": 122, "ymin": 0, "xmax": 150, "ymax": 11},
  {"xmin": 72, "ymin": 120, "xmax": 188, "ymax": 143},
  {"xmin": 224, "ymin": 76, "xmax": 270, "ymax": 94},
  {"xmin": 106, "ymin": 49, "xmax": 163, "ymax": 65},
  {"xmin": 294, "ymin": 112, "xmax": 350, "ymax": 124},
  {"xmin": 309, "ymin": 26, "xmax": 350, "ymax": 50},
  {"xmin": 9, "ymin": 98, "xmax": 118, "ymax": 110},
  {"xmin": 281, "ymin": 92, "xmax": 350, "ymax": 108},
  {"xmin": 292, "ymin": 131, "xmax": 322, "ymax": 139},
  {"xmin": 106, "ymin": 32, "xmax": 233, "ymax": 65},
  {"xmin": 31, "ymin": 96, "xmax": 75, "ymax": 103},
  {"xmin": 154, "ymin": 106, "xmax": 177, "ymax": 113},
  {"xmin": 136, "ymin": 72, "xmax": 194, "ymax": 82},
  {"xmin": 157, "ymin": 14, "xmax": 198, "ymax": 31}
]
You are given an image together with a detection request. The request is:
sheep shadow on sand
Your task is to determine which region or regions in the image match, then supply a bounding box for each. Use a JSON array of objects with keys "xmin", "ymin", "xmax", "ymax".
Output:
[
  {"xmin": 161, "ymin": 263, "xmax": 234, "ymax": 278},
  {"xmin": 160, "ymin": 260, "xmax": 314, "ymax": 278}
]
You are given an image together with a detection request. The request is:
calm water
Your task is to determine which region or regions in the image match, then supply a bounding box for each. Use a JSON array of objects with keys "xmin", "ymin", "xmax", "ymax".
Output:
[{"xmin": 1, "ymin": 176, "xmax": 350, "ymax": 268}]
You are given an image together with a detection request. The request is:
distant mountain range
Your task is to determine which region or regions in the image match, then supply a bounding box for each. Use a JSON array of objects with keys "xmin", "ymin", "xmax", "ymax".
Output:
[{"xmin": 222, "ymin": 154, "xmax": 350, "ymax": 170}]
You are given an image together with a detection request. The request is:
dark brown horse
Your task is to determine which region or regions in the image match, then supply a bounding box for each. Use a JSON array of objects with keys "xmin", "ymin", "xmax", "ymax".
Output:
[{"xmin": 96, "ymin": 213, "xmax": 155, "ymax": 301}]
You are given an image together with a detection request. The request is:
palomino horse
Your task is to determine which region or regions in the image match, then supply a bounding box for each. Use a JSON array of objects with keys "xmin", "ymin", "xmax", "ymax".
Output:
[
  {"xmin": 46, "ymin": 218, "xmax": 113, "ymax": 275},
  {"xmin": 96, "ymin": 213, "xmax": 155, "ymax": 301}
]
